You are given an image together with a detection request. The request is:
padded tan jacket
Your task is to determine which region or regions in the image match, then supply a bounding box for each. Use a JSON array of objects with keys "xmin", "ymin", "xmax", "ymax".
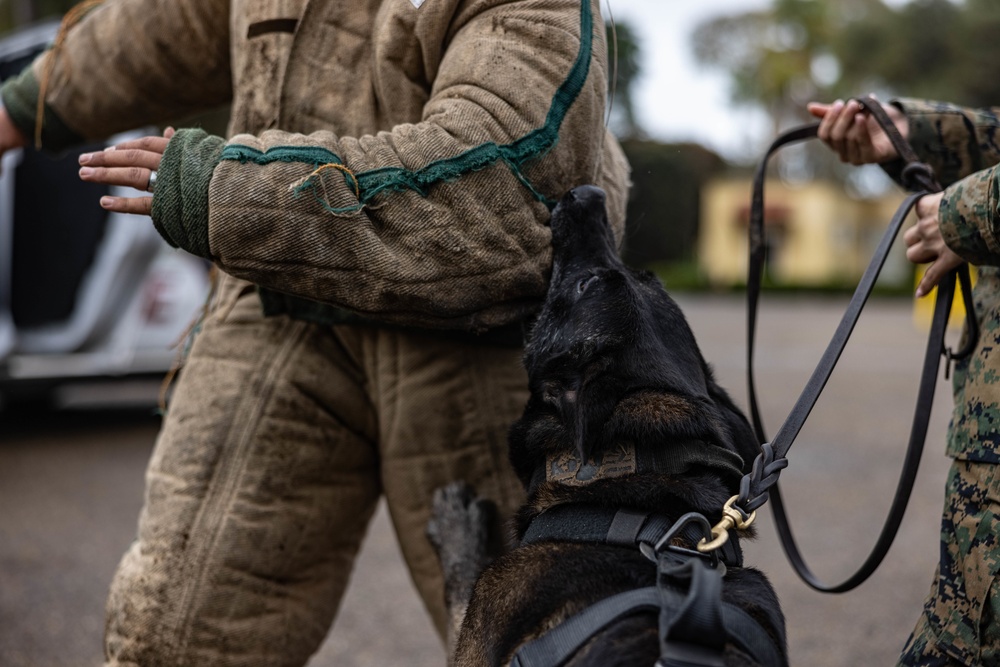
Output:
[{"xmin": 1, "ymin": 0, "xmax": 630, "ymax": 331}]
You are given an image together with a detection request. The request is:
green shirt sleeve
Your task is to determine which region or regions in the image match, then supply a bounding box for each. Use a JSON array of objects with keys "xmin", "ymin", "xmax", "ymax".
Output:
[{"xmin": 0, "ymin": 62, "xmax": 84, "ymax": 151}]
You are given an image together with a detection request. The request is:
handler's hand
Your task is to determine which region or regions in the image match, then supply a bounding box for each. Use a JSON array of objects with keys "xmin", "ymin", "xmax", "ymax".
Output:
[
  {"xmin": 0, "ymin": 105, "xmax": 28, "ymax": 170},
  {"xmin": 78, "ymin": 127, "xmax": 175, "ymax": 216},
  {"xmin": 903, "ymin": 192, "xmax": 964, "ymax": 297},
  {"xmin": 807, "ymin": 98, "xmax": 908, "ymax": 165}
]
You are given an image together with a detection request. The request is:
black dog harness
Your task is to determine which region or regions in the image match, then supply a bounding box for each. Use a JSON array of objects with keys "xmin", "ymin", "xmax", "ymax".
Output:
[{"xmin": 511, "ymin": 505, "xmax": 785, "ymax": 666}]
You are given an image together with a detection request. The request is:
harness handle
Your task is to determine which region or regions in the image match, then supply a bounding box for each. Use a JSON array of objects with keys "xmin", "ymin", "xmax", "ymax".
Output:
[{"xmin": 722, "ymin": 96, "xmax": 978, "ymax": 592}]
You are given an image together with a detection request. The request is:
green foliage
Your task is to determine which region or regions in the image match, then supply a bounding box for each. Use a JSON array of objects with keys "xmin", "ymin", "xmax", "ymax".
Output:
[
  {"xmin": 693, "ymin": 0, "xmax": 1000, "ymax": 126},
  {"xmin": 618, "ymin": 140, "xmax": 726, "ymax": 268}
]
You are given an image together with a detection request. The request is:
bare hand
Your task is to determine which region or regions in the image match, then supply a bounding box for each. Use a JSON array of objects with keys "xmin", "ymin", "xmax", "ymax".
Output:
[
  {"xmin": 808, "ymin": 99, "xmax": 908, "ymax": 165},
  {"xmin": 903, "ymin": 192, "xmax": 964, "ymax": 297},
  {"xmin": 0, "ymin": 105, "xmax": 28, "ymax": 170},
  {"xmin": 78, "ymin": 127, "xmax": 176, "ymax": 216}
]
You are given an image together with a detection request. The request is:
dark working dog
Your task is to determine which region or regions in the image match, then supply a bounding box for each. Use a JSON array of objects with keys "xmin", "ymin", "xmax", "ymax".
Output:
[{"xmin": 428, "ymin": 185, "xmax": 787, "ymax": 667}]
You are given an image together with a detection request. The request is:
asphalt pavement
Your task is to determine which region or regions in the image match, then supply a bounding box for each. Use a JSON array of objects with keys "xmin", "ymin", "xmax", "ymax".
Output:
[{"xmin": 0, "ymin": 294, "xmax": 957, "ymax": 666}]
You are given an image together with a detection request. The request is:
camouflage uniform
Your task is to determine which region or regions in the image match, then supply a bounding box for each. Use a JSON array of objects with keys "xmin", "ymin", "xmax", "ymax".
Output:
[{"xmin": 892, "ymin": 99, "xmax": 1000, "ymax": 665}]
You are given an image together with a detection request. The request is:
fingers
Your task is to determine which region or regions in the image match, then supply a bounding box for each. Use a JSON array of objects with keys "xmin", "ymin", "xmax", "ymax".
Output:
[
  {"xmin": 903, "ymin": 192, "xmax": 962, "ymax": 297},
  {"xmin": 915, "ymin": 251, "xmax": 964, "ymax": 298},
  {"xmin": 100, "ymin": 195, "xmax": 153, "ymax": 216},
  {"xmin": 79, "ymin": 163, "xmax": 157, "ymax": 191},
  {"xmin": 807, "ymin": 102, "xmax": 830, "ymax": 119},
  {"xmin": 79, "ymin": 142, "xmax": 163, "ymax": 191},
  {"xmin": 816, "ymin": 99, "xmax": 872, "ymax": 165}
]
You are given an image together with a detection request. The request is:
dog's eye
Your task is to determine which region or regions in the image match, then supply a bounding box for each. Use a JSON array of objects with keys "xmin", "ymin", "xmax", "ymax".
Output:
[{"xmin": 577, "ymin": 275, "xmax": 599, "ymax": 294}]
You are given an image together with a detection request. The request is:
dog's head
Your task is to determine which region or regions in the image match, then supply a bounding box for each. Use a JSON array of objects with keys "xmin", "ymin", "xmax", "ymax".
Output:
[{"xmin": 511, "ymin": 185, "xmax": 758, "ymax": 490}]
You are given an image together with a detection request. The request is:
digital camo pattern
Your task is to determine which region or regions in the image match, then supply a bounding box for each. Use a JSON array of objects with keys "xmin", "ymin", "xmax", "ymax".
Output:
[
  {"xmin": 897, "ymin": 98, "xmax": 1000, "ymax": 188},
  {"xmin": 896, "ymin": 99, "xmax": 1000, "ymax": 463},
  {"xmin": 898, "ymin": 461, "xmax": 1000, "ymax": 666},
  {"xmin": 894, "ymin": 100, "xmax": 1000, "ymax": 664}
]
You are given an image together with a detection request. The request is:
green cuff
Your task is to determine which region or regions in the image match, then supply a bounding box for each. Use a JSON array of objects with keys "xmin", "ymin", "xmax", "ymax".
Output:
[
  {"xmin": 0, "ymin": 60, "xmax": 84, "ymax": 151},
  {"xmin": 150, "ymin": 128, "xmax": 224, "ymax": 259}
]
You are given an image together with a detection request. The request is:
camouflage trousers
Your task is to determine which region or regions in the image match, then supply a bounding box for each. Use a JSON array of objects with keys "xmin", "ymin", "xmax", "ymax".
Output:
[{"xmin": 898, "ymin": 459, "xmax": 1000, "ymax": 666}]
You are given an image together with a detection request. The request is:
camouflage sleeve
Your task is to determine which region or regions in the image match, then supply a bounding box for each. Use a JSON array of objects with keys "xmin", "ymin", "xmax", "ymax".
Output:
[
  {"xmin": 939, "ymin": 166, "xmax": 1000, "ymax": 265},
  {"xmin": 895, "ymin": 98, "xmax": 1000, "ymax": 187}
]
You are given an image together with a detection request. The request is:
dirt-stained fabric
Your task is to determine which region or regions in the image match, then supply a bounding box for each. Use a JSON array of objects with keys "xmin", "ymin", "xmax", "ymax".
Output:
[
  {"xmin": 10, "ymin": 0, "xmax": 630, "ymax": 331},
  {"xmin": 1, "ymin": 1, "xmax": 630, "ymax": 664},
  {"xmin": 105, "ymin": 274, "xmax": 528, "ymax": 666}
]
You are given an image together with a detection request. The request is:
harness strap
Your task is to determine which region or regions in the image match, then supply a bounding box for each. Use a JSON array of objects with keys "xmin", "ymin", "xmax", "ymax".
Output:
[
  {"xmin": 659, "ymin": 559, "xmax": 726, "ymax": 666},
  {"xmin": 521, "ymin": 505, "xmax": 744, "ymax": 568},
  {"xmin": 509, "ymin": 581, "xmax": 782, "ymax": 667}
]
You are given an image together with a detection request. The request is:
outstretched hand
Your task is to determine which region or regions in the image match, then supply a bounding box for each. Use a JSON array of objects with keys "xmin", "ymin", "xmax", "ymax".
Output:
[
  {"xmin": 78, "ymin": 127, "xmax": 176, "ymax": 216},
  {"xmin": 808, "ymin": 98, "xmax": 907, "ymax": 165}
]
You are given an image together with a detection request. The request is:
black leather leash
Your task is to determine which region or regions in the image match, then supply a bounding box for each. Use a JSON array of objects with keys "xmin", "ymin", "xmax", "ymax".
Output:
[{"xmin": 712, "ymin": 96, "xmax": 979, "ymax": 592}]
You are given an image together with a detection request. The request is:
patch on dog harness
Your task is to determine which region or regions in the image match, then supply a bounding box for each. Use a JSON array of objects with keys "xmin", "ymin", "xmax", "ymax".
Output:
[{"xmin": 547, "ymin": 443, "xmax": 637, "ymax": 486}]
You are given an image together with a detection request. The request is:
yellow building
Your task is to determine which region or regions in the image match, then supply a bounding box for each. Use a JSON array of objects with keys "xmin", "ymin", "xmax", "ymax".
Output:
[{"xmin": 699, "ymin": 177, "xmax": 910, "ymax": 288}]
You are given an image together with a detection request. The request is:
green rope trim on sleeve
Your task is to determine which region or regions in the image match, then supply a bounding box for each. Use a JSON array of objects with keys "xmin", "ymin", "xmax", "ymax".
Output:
[{"xmin": 219, "ymin": 0, "xmax": 594, "ymax": 212}]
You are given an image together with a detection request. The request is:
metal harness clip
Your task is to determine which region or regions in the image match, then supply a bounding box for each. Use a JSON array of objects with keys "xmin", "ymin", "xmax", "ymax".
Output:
[{"xmin": 697, "ymin": 496, "xmax": 756, "ymax": 554}]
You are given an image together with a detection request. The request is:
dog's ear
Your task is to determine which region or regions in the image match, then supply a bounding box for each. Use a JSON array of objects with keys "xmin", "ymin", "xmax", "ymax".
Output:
[{"xmin": 704, "ymin": 367, "xmax": 761, "ymax": 474}]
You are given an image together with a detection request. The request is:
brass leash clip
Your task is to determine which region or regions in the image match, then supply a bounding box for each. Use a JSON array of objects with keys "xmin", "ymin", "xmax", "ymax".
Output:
[{"xmin": 697, "ymin": 495, "xmax": 756, "ymax": 554}]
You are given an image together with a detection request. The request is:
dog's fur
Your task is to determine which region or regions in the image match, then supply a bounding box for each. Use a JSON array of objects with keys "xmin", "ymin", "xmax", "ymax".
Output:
[{"xmin": 428, "ymin": 186, "xmax": 787, "ymax": 667}]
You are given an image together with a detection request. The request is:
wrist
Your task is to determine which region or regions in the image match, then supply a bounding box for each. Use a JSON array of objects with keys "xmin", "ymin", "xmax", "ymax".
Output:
[{"xmin": 0, "ymin": 106, "xmax": 27, "ymax": 153}]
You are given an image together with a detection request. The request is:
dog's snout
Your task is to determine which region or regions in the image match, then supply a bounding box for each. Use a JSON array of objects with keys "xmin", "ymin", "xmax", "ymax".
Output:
[{"xmin": 568, "ymin": 185, "xmax": 606, "ymax": 206}]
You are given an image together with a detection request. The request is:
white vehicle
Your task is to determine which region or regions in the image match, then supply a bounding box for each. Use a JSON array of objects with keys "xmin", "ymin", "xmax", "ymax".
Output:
[{"xmin": 0, "ymin": 22, "xmax": 211, "ymax": 408}]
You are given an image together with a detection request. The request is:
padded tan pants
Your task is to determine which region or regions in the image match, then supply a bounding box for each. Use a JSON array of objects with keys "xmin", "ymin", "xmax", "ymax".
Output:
[{"xmin": 104, "ymin": 274, "xmax": 527, "ymax": 666}]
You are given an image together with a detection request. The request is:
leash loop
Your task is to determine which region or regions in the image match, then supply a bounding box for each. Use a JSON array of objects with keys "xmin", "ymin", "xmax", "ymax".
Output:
[{"xmin": 739, "ymin": 95, "xmax": 979, "ymax": 592}]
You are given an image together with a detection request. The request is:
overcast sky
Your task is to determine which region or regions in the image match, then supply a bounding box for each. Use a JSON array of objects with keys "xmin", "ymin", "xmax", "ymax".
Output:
[
  {"xmin": 604, "ymin": 0, "xmax": 772, "ymax": 161},
  {"xmin": 605, "ymin": 0, "xmax": 918, "ymax": 161}
]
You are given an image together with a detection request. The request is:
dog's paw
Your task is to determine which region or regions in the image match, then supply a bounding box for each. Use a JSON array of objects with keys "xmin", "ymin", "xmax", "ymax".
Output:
[
  {"xmin": 427, "ymin": 482, "xmax": 494, "ymax": 557},
  {"xmin": 427, "ymin": 482, "xmax": 497, "ymax": 605}
]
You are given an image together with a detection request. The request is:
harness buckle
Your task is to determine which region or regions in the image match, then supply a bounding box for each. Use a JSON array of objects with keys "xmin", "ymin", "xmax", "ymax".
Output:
[
  {"xmin": 697, "ymin": 496, "xmax": 756, "ymax": 555},
  {"xmin": 639, "ymin": 512, "xmax": 720, "ymax": 569}
]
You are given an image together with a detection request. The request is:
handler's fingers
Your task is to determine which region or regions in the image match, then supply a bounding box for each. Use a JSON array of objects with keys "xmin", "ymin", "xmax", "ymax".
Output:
[
  {"xmin": 80, "ymin": 165, "xmax": 156, "ymax": 191},
  {"xmin": 100, "ymin": 195, "xmax": 153, "ymax": 216},
  {"xmin": 163, "ymin": 126, "xmax": 176, "ymax": 140},
  {"xmin": 915, "ymin": 252, "xmax": 964, "ymax": 298},
  {"xmin": 99, "ymin": 135, "xmax": 170, "ymax": 155},
  {"xmin": 844, "ymin": 113, "xmax": 871, "ymax": 165},
  {"xmin": 807, "ymin": 102, "xmax": 831, "ymax": 119},
  {"xmin": 816, "ymin": 99, "xmax": 844, "ymax": 144},
  {"xmin": 830, "ymin": 100, "xmax": 861, "ymax": 142},
  {"xmin": 906, "ymin": 243, "xmax": 936, "ymax": 265},
  {"xmin": 79, "ymin": 147, "xmax": 162, "ymax": 171}
]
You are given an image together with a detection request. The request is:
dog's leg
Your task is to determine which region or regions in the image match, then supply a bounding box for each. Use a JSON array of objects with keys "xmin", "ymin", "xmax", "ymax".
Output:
[{"xmin": 427, "ymin": 482, "xmax": 497, "ymax": 663}]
